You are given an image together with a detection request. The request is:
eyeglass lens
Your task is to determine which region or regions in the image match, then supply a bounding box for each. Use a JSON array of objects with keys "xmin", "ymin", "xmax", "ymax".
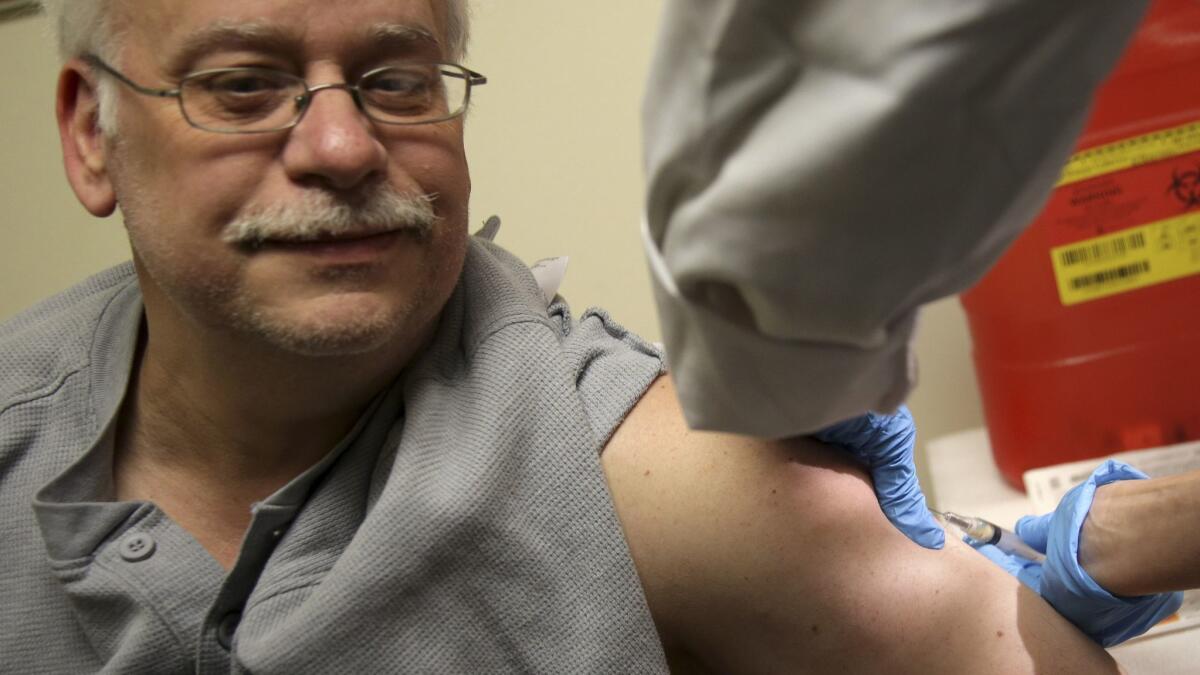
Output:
[{"xmin": 179, "ymin": 64, "xmax": 470, "ymax": 132}]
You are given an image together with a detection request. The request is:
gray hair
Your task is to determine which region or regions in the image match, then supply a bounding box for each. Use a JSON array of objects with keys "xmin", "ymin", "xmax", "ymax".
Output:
[
  {"xmin": 40, "ymin": 0, "xmax": 120, "ymax": 130},
  {"xmin": 444, "ymin": 0, "xmax": 471, "ymax": 63},
  {"xmin": 40, "ymin": 0, "xmax": 472, "ymax": 132}
]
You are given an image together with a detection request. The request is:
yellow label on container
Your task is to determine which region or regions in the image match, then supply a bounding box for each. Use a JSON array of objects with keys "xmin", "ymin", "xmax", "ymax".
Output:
[
  {"xmin": 1057, "ymin": 120, "xmax": 1200, "ymax": 187},
  {"xmin": 1051, "ymin": 211, "xmax": 1200, "ymax": 305}
]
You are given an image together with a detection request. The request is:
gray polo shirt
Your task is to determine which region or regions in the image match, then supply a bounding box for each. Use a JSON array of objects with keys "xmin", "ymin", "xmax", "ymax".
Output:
[{"xmin": 1, "ymin": 237, "xmax": 669, "ymax": 673}]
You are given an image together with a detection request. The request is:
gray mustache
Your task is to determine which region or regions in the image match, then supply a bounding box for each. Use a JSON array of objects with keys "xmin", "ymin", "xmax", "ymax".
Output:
[{"xmin": 222, "ymin": 189, "xmax": 439, "ymax": 246}]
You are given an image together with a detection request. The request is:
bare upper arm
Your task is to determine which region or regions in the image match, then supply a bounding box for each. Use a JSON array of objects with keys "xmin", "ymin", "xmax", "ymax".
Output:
[{"xmin": 602, "ymin": 376, "xmax": 1119, "ymax": 675}]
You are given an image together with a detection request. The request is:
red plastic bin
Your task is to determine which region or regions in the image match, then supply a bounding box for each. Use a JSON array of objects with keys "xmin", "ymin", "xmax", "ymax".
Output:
[{"xmin": 961, "ymin": 0, "xmax": 1200, "ymax": 489}]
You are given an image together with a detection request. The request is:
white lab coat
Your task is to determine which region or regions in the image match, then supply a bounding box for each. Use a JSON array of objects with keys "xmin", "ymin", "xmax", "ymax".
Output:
[{"xmin": 642, "ymin": 0, "xmax": 1150, "ymax": 438}]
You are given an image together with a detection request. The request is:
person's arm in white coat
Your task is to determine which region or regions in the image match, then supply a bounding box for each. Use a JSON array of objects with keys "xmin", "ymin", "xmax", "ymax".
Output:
[{"xmin": 642, "ymin": 0, "xmax": 1150, "ymax": 438}]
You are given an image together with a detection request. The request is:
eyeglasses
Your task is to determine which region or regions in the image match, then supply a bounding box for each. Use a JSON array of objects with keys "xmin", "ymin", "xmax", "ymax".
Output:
[{"xmin": 83, "ymin": 54, "xmax": 487, "ymax": 134}]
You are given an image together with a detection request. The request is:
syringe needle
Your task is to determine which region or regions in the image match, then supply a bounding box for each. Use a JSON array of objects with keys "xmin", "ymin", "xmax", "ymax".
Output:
[{"xmin": 929, "ymin": 508, "xmax": 1046, "ymax": 562}]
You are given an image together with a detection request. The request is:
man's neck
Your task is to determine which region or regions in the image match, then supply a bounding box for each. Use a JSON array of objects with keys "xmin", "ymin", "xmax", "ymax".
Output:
[
  {"xmin": 130, "ymin": 331, "xmax": 410, "ymax": 472},
  {"xmin": 112, "ymin": 317, "xmax": 432, "ymax": 567}
]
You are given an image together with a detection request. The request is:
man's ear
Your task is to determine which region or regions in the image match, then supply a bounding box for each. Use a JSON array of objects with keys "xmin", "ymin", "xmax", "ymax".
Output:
[{"xmin": 57, "ymin": 60, "xmax": 117, "ymax": 217}]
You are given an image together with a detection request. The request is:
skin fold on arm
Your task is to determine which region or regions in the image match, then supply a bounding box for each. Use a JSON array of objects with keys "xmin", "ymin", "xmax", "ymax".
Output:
[{"xmin": 602, "ymin": 377, "xmax": 1122, "ymax": 675}]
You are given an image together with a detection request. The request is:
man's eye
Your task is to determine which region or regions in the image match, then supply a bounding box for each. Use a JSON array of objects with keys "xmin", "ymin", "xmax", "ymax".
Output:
[
  {"xmin": 185, "ymin": 71, "xmax": 295, "ymax": 121},
  {"xmin": 206, "ymin": 73, "xmax": 287, "ymax": 95},
  {"xmin": 368, "ymin": 74, "xmax": 429, "ymax": 95}
]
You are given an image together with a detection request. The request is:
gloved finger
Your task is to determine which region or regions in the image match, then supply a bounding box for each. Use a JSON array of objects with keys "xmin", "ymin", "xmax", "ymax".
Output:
[
  {"xmin": 1097, "ymin": 591, "xmax": 1185, "ymax": 647},
  {"xmin": 1015, "ymin": 558, "xmax": 1044, "ymax": 591},
  {"xmin": 969, "ymin": 541, "xmax": 1044, "ymax": 591},
  {"xmin": 1014, "ymin": 513, "xmax": 1052, "ymax": 553},
  {"xmin": 870, "ymin": 462, "xmax": 944, "ymax": 549},
  {"xmin": 862, "ymin": 408, "xmax": 940, "ymax": 548},
  {"xmin": 970, "ymin": 541, "xmax": 1019, "ymax": 566},
  {"xmin": 1149, "ymin": 591, "xmax": 1185, "ymax": 627},
  {"xmin": 862, "ymin": 408, "xmax": 916, "ymax": 467},
  {"xmin": 812, "ymin": 407, "xmax": 914, "ymax": 464},
  {"xmin": 811, "ymin": 415, "xmax": 876, "ymax": 458},
  {"xmin": 1143, "ymin": 592, "xmax": 1185, "ymax": 632},
  {"xmin": 970, "ymin": 542, "xmax": 1027, "ymax": 575},
  {"xmin": 812, "ymin": 407, "xmax": 941, "ymax": 548}
]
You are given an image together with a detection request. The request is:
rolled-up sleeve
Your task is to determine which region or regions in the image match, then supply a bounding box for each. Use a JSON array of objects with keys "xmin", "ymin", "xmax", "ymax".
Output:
[{"xmin": 643, "ymin": 0, "xmax": 1149, "ymax": 437}]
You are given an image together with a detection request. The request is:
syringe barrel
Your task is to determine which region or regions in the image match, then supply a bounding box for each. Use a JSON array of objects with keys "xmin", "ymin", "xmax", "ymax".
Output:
[
  {"xmin": 961, "ymin": 517, "xmax": 995, "ymax": 542},
  {"xmin": 993, "ymin": 527, "xmax": 1046, "ymax": 562}
]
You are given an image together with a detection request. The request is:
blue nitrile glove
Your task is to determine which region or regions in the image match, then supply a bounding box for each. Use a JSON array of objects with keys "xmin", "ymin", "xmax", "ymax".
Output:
[
  {"xmin": 812, "ymin": 406, "xmax": 944, "ymax": 549},
  {"xmin": 971, "ymin": 460, "xmax": 1183, "ymax": 647}
]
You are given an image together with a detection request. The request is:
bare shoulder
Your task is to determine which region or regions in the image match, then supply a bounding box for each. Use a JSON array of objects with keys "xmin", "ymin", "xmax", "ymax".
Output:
[{"xmin": 602, "ymin": 376, "xmax": 1119, "ymax": 675}]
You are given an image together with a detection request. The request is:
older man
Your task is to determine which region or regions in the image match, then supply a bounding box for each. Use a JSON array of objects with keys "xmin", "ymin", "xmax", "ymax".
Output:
[{"xmin": 2, "ymin": 0, "xmax": 1126, "ymax": 672}]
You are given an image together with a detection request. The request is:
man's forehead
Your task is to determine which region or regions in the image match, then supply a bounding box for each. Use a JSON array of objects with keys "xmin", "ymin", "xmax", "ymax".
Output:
[{"xmin": 116, "ymin": 0, "xmax": 448, "ymax": 60}]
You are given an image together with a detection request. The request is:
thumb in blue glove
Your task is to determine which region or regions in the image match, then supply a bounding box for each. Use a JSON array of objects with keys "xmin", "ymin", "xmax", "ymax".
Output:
[
  {"xmin": 971, "ymin": 538, "xmax": 1043, "ymax": 590},
  {"xmin": 971, "ymin": 460, "xmax": 1183, "ymax": 647},
  {"xmin": 813, "ymin": 406, "xmax": 944, "ymax": 549}
]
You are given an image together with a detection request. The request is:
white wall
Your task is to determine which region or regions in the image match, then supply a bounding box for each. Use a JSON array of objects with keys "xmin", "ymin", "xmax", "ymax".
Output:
[
  {"xmin": 0, "ymin": 4, "xmax": 982, "ymax": 494},
  {"xmin": 465, "ymin": 0, "xmax": 663, "ymax": 341},
  {"xmin": 0, "ymin": 12, "xmax": 131, "ymax": 317}
]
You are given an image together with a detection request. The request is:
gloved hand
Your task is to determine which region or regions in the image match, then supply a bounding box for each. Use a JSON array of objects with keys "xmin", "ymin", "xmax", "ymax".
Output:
[
  {"xmin": 971, "ymin": 460, "xmax": 1183, "ymax": 647},
  {"xmin": 813, "ymin": 406, "xmax": 944, "ymax": 549}
]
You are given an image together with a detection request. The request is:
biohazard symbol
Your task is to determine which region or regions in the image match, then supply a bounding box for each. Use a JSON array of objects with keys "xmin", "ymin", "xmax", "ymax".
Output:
[{"xmin": 1167, "ymin": 165, "xmax": 1200, "ymax": 209}]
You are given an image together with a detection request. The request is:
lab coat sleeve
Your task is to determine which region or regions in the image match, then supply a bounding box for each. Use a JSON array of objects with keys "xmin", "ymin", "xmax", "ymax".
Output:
[{"xmin": 642, "ymin": 0, "xmax": 1149, "ymax": 438}]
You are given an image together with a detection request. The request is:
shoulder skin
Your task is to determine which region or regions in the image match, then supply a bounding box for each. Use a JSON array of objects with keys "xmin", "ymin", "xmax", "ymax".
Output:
[{"xmin": 602, "ymin": 376, "xmax": 1121, "ymax": 675}]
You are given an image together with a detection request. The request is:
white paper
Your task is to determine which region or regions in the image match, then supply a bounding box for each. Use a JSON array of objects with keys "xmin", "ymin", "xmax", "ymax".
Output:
[{"xmin": 529, "ymin": 256, "xmax": 569, "ymax": 306}]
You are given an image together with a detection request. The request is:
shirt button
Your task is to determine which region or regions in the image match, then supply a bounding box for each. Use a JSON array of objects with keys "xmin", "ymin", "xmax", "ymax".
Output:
[
  {"xmin": 217, "ymin": 611, "xmax": 241, "ymax": 650},
  {"xmin": 118, "ymin": 533, "xmax": 156, "ymax": 562}
]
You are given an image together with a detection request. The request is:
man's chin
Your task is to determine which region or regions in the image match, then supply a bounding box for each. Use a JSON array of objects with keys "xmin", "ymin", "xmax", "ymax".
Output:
[{"xmin": 238, "ymin": 300, "xmax": 420, "ymax": 358}]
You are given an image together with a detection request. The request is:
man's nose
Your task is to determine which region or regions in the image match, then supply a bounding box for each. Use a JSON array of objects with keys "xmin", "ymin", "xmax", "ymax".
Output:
[{"xmin": 281, "ymin": 85, "xmax": 388, "ymax": 190}]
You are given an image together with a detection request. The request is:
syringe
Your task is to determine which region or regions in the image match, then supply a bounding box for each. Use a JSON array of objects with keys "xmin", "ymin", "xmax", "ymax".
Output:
[{"xmin": 931, "ymin": 509, "xmax": 1046, "ymax": 562}]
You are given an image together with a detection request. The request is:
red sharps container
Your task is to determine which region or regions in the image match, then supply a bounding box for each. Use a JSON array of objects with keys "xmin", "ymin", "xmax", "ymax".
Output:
[{"xmin": 961, "ymin": 0, "xmax": 1200, "ymax": 489}]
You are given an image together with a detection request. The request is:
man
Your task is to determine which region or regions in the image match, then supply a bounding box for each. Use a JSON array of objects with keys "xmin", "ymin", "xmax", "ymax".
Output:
[{"xmin": 1, "ymin": 0, "xmax": 1126, "ymax": 671}]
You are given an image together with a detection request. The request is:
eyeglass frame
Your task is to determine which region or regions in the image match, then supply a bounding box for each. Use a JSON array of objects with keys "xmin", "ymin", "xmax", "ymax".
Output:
[{"xmin": 81, "ymin": 53, "xmax": 488, "ymax": 134}]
